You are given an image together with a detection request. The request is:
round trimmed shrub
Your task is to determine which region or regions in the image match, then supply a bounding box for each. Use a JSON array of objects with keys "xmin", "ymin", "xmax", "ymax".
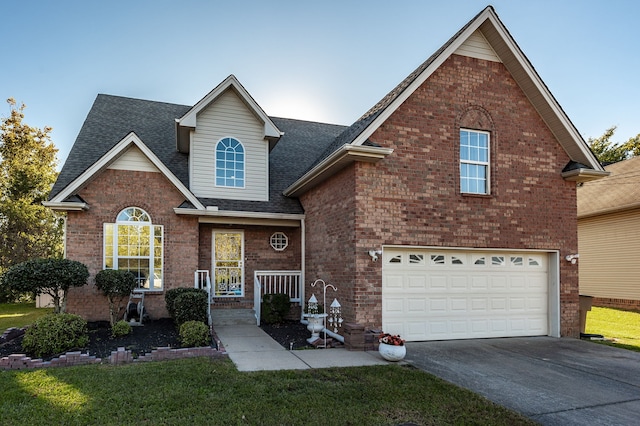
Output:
[
  {"xmin": 111, "ymin": 320, "xmax": 132, "ymax": 338},
  {"xmin": 179, "ymin": 320, "xmax": 211, "ymax": 347},
  {"xmin": 261, "ymin": 293, "xmax": 291, "ymax": 324},
  {"xmin": 22, "ymin": 313, "xmax": 89, "ymax": 357},
  {"xmin": 165, "ymin": 287, "xmax": 199, "ymax": 320},
  {"xmin": 172, "ymin": 289, "xmax": 208, "ymax": 326}
]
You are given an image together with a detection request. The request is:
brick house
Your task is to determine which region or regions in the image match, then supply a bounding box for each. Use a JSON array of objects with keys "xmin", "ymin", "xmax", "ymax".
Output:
[{"xmin": 45, "ymin": 6, "xmax": 606, "ymax": 340}]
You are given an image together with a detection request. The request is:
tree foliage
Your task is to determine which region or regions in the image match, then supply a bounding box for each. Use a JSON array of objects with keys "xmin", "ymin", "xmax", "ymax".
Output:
[
  {"xmin": 0, "ymin": 98, "xmax": 63, "ymax": 284},
  {"xmin": 95, "ymin": 269, "xmax": 138, "ymax": 326},
  {"xmin": 1, "ymin": 258, "xmax": 89, "ymax": 313},
  {"xmin": 588, "ymin": 126, "xmax": 640, "ymax": 165}
]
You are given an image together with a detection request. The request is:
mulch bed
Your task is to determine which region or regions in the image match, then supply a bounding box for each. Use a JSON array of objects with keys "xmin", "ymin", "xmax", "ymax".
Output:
[
  {"xmin": 0, "ymin": 318, "xmax": 324, "ymax": 361},
  {"xmin": 259, "ymin": 320, "xmax": 317, "ymax": 350}
]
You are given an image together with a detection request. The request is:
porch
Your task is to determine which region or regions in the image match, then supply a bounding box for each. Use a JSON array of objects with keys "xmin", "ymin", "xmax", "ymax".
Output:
[{"xmin": 195, "ymin": 270, "xmax": 304, "ymax": 326}]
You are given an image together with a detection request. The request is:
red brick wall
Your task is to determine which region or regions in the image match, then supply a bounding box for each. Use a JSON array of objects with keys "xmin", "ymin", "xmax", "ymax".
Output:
[
  {"xmin": 300, "ymin": 166, "xmax": 357, "ymax": 321},
  {"xmin": 593, "ymin": 297, "xmax": 640, "ymax": 311},
  {"xmin": 301, "ymin": 54, "xmax": 581, "ymax": 337},
  {"xmin": 198, "ymin": 224, "xmax": 301, "ymax": 309},
  {"xmin": 65, "ymin": 169, "xmax": 199, "ymax": 321}
]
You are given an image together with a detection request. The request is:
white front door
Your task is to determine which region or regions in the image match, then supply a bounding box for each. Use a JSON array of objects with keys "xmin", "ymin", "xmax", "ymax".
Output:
[{"xmin": 212, "ymin": 231, "xmax": 244, "ymax": 297}]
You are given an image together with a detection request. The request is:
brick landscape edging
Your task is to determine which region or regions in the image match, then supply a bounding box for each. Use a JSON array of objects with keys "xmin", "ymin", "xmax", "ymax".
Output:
[{"xmin": 1, "ymin": 327, "xmax": 228, "ymax": 370}]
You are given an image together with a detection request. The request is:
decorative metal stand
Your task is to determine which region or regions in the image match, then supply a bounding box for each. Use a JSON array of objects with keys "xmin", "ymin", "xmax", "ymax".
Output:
[{"xmin": 307, "ymin": 279, "xmax": 343, "ymax": 348}]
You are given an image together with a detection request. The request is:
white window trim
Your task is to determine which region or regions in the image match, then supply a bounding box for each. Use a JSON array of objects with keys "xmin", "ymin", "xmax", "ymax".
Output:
[
  {"xmin": 270, "ymin": 232, "xmax": 289, "ymax": 251},
  {"xmin": 460, "ymin": 128, "xmax": 491, "ymax": 195},
  {"xmin": 103, "ymin": 208, "xmax": 164, "ymax": 291}
]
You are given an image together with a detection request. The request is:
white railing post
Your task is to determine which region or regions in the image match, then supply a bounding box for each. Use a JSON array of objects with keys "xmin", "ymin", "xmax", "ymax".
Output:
[{"xmin": 195, "ymin": 270, "xmax": 212, "ymax": 326}]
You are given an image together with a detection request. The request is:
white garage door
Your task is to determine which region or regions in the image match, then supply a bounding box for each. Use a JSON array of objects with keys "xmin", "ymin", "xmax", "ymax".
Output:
[{"xmin": 382, "ymin": 248, "xmax": 549, "ymax": 341}]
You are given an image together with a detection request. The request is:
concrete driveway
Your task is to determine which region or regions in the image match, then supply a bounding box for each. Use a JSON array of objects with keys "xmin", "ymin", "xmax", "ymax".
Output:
[{"xmin": 404, "ymin": 337, "xmax": 640, "ymax": 425}]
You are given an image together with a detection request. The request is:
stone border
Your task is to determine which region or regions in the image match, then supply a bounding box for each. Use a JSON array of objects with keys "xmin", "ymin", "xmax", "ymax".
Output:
[{"xmin": 1, "ymin": 326, "xmax": 228, "ymax": 370}]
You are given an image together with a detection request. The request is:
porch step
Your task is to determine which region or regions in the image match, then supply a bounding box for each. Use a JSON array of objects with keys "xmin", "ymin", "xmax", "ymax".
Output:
[{"xmin": 211, "ymin": 309, "xmax": 256, "ymax": 326}]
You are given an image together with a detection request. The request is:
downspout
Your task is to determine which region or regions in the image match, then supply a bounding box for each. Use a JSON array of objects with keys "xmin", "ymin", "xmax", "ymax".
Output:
[{"xmin": 300, "ymin": 217, "xmax": 305, "ymax": 322}]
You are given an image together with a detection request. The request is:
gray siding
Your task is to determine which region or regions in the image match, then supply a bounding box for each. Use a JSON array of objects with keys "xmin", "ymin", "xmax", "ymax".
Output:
[{"xmin": 190, "ymin": 89, "xmax": 269, "ymax": 201}]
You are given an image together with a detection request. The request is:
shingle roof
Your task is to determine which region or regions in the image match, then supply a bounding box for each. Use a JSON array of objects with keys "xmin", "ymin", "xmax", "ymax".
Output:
[
  {"xmin": 307, "ymin": 7, "xmax": 483, "ymax": 170},
  {"xmin": 50, "ymin": 94, "xmax": 191, "ymax": 199},
  {"xmin": 50, "ymin": 95, "xmax": 346, "ymax": 214},
  {"xmin": 577, "ymin": 156, "xmax": 640, "ymax": 218}
]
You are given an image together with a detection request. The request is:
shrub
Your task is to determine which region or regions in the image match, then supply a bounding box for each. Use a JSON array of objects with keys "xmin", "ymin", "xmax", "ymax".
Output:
[
  {"xmin": 173, "ymin": 289, "xmax": 208, "ymax": 326},
  {"xmin": 111, "ymin": 320, "xmax": 132, "ymax": 338},
  {"xmin": 179, "ymin": 320, "xmax": 211, "ymax": 347},
  {"xmin": 95, "ymin": 269, "xmax": 138, "ymax": 326},
  {"xmin": 261, "ymin": 293, "xmax": 291, "ymax": 324},
  {"xmin": 165, "ymin": 287, "xmax": 199, "ymax": 320},
  {"xmin": 1, "ymin": 258, "xmax": 89, "ymax": 313},
  {"xmin": 22, "ymin": 313, "xmax": 89, "ymax": 357}
]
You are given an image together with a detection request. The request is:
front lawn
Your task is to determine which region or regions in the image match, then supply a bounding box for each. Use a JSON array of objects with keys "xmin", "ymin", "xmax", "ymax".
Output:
[
  {"xmin": 0, "ymin": 302, "xmax": 52, "ymax": 332},
  {"xmin": 585, "ymin": 306, "xmax": 640, "ymax": 352},
  {"xmin": 0, "ymin": 358, "xmax": 535, "ymax": 425}
]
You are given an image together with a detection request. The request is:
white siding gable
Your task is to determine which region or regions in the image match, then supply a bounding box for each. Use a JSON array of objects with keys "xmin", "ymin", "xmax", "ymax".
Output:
[
  {"xmin": 190, "ymin": 88, "xmax": 269, "ymax": 201},
  {"xmin": 454, "ymin": 29, "xmax": 501, "ymax": 62},
  {"xmin": 108, "ymin": 146, "xmax": 160, "ymax": 173}
]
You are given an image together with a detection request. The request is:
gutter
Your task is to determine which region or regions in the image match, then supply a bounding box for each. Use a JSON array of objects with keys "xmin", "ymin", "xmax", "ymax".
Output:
[{"xmin": 284, "ymin": 144, "xmax": 393, "ymax": 197}]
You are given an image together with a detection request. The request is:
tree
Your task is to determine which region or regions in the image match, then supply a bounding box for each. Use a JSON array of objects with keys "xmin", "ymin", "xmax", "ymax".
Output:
[
  {"xmin": 0, "ymin": 99, "xmax": 64, "ymax": 299},
  {"xmin": 588, "ymin": 126, "xmax": 640, "ymax": 164},
  {"xmin": 1, "ymin": 258, "xmax": 89, "ymax": 313},
  {"xmin": 94, "ymin": 269, "xmax": 138, "ymax": 326}
]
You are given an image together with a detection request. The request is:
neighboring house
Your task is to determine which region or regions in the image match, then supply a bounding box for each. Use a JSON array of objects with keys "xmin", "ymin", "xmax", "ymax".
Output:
[
  {"xmin": 578, "ymin": 156, "xmax": 640, "ymax": 310},
  {"xmin": 45, "ymin": 6, "xmax": 606, "ymax": 341}
]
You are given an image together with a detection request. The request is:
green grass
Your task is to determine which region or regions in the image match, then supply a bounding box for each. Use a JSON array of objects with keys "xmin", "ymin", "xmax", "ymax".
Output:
[
  {"xmin": 0, "ymin": 358, "xmax": 535, "ymax": 425},
  {"xmin": 585, "ymin": 306, "xmax": 640, "ymax": 352},
  {"xmin": 0, "ymin": 302, "xmax": 53, "ymax": 332}
]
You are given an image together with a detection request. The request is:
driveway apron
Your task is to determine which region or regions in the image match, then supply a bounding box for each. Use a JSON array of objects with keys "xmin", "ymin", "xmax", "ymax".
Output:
[{"xmin": 405, "ymin": 337, "xmax": 640, "ymax": 425}]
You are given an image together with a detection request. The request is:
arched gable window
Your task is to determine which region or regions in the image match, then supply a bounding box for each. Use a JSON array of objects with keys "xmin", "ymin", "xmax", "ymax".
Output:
[
  {"xmin": 104, "ymin": 207, "xmax": 163, "ymax": 290},
  {"xmin": 215, "ymin": 137, "xmax": 245, "ymax": 188}
]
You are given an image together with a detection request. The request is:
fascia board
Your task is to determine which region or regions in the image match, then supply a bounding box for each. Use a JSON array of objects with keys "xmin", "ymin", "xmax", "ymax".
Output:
[
  {"xmin": 482, "ymin": 15, "xmax": 604, "ymax": 172},
  {"xmin": 562, "ymin": 168, "xmax": 610, "ymax": 182},
  {"xmin": 42, "ymin": 201, "xmax": 88, "ymax": 211},
  {"xmin": 348, "ymin": 8, "xmax": 603, "ymax": 173},
  {"xmin": 174, "ymin": 207, "xmax": 303, "ymax": 226},
  {"xmin": 284, "ymin": 145, "xmax": 393, "ymax": 197},
  {"xmin": 578, "ymin": 202, "xmax": 640, "ymax": 220},
  {"xmin": 50, "ymin": 132, "xmax": 205, "ymax": 210},
  {"xmin": 177, "ymin": 75, "xmax": 281, "ymax": 139},
  {"xmin": 350, "ymin": 11, "xmax": 489, "ymax": 148}
]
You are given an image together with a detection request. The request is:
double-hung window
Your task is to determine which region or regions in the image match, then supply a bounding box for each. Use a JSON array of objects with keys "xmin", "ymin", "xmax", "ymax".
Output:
[
  {"xmin": 460, "ymin": 129, "xmax": 490, "ymax": 194},
  {"xmin": 104, "ymin": 207, "xmax": 163, "ymax": 290}
]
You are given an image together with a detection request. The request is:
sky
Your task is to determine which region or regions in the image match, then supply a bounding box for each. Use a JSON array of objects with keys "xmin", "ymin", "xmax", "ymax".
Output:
[{"xmin": 2, "ymin": 0, "xmax": 639, "ymax": 167}]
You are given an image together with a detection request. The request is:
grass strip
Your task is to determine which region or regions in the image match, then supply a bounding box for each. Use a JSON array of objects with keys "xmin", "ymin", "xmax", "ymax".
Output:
[{"xmin": 0, "ymin": 357, "xmax": 535, "ymax": 425}]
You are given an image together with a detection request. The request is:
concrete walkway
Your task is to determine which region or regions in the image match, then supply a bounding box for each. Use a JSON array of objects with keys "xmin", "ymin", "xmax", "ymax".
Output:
[{"xmin": 214, "ymin": 325, "xmax": 387, "ymax": 371}]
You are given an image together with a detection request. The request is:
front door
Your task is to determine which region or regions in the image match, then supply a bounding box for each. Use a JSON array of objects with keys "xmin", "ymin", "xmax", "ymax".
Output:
[{"xmin": 212, "ymin": 231, "xmax": 244, "ymax": 297}]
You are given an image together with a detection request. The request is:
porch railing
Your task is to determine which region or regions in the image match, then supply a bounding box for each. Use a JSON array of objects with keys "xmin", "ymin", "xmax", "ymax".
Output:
[
  {"xmin": 254, "ymin": 270, "xmax": 302, "ymax": 326},
  {"xmin": 194, "ymin": 270, "xmax": 212, "ymax": 326}
]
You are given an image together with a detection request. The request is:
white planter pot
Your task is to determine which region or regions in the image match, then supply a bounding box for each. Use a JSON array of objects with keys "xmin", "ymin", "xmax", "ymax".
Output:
[
  {"xmin": 378, "ymin": 342, "xmax": 406, "ymax": 361},
  {"xmin": 303, "ymin": 313, "xmax": 327, "ymax": 343}
]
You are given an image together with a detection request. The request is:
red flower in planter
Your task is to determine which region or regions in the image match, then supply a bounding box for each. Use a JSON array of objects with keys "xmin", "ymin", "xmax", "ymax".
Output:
[{"xmin": 378, "ymin": 332, "xmax": 405, "ymax": 346}]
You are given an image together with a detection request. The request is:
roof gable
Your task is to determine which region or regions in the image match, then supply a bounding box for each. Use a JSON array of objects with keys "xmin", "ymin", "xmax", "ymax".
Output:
[
  {"xmin": 305, "ymin": 6, "xmax": 605, "ymax": 178},
  {"xmin": 46, "ymin": 132, "xmax": 204, "ymax": 210},
  {"xmin": 175, "ymin": 75, "xmax": 282, "ymax": 153}
]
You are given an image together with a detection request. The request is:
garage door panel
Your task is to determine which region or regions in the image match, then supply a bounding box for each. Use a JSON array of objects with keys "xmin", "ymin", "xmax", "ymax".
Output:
[
  {"xmin": 408, "ymin": 275, "xmax": 427, "ymax": 289},
  {"xmin": 407, "ymin": 298, "xmax": 427, "ymax": 312},
  {"xmin": 450, "ymin": 298, "xmax": 467, "ymax": 311},
  {"xmin": 383, "ymin": 248, "xmax": 551, "ymax": 341},
  {"xmin": 429, "ymin": 275, "xmax": 447, "ymax": 289}
]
